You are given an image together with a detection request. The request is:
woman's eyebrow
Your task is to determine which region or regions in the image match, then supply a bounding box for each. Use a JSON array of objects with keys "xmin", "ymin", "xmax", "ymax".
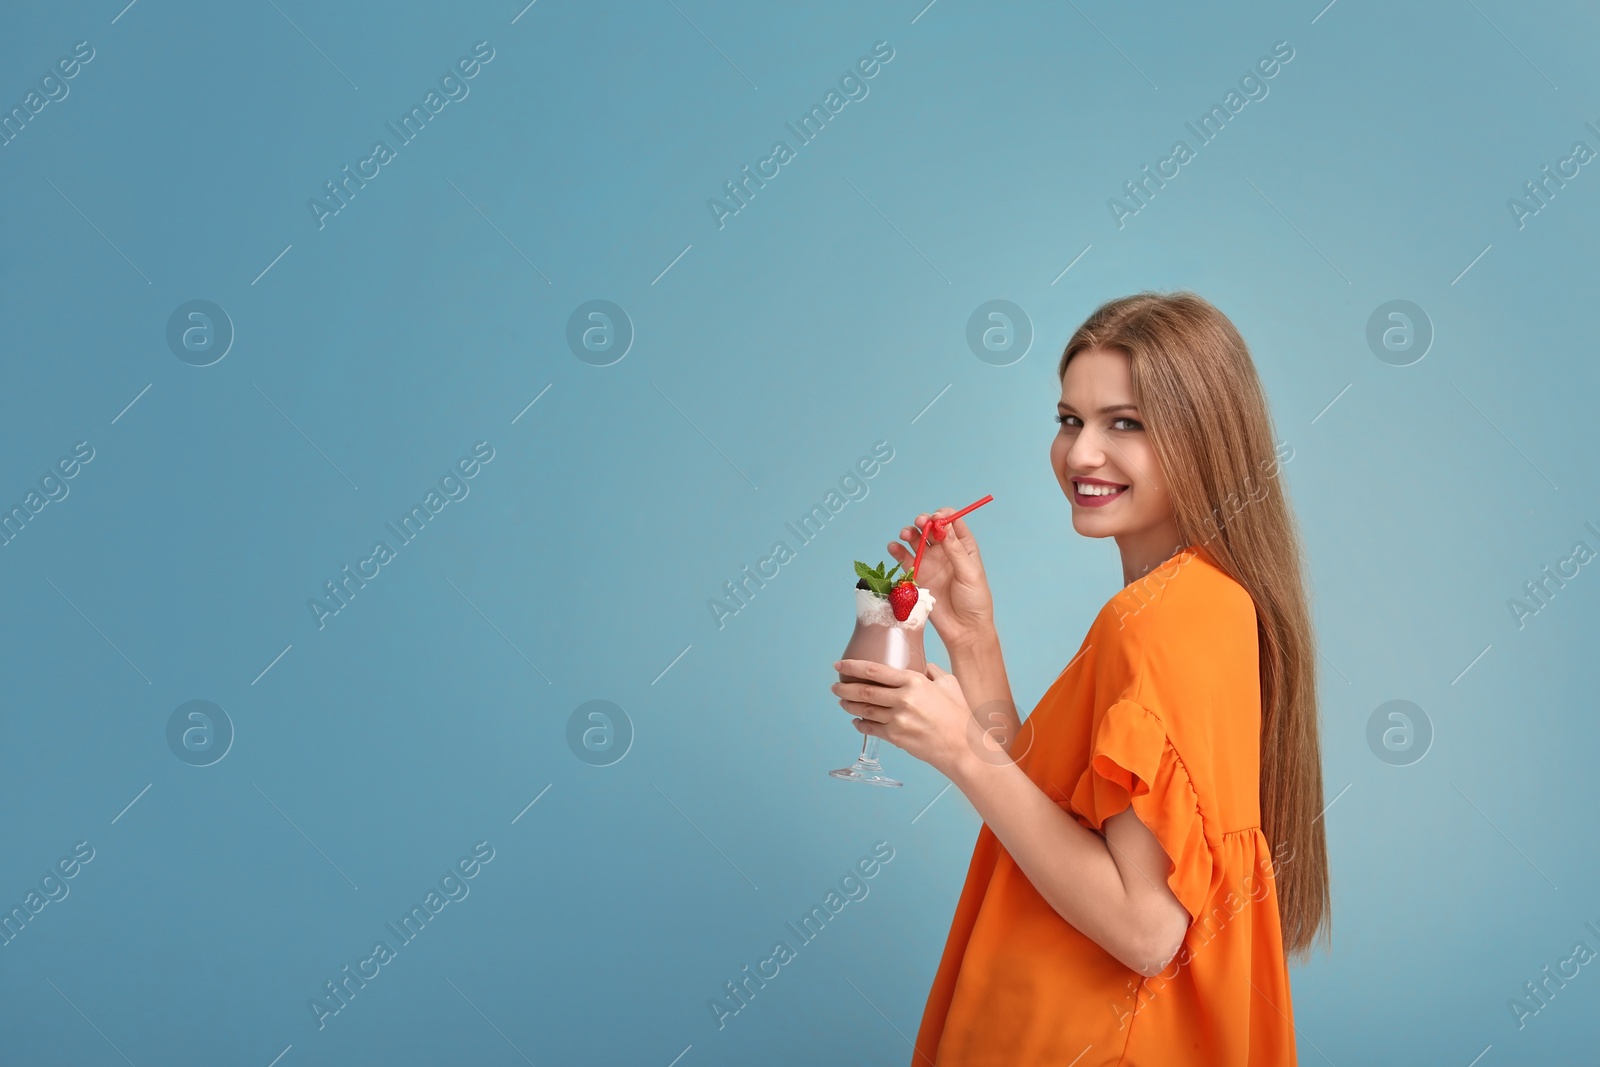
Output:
[{"xmin": 1056, "ymin": 401, "xmax": 1140, "ymax": 414}]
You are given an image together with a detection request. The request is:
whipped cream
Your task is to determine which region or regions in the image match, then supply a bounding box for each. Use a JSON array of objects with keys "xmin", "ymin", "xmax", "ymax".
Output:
[{"xmin": 855, "ymin": 585, "xmax": 935, "ymax": 628}]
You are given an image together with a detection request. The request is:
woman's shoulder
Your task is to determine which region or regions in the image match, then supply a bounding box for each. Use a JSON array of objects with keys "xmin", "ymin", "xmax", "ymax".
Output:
[
  {"xmin": 1081, "ymin": 544, "xmax": 1261, "ymax": 748},
  {"xmin": 1092, "ymin": 543, "xmax": 1256, "ymax": 646}
]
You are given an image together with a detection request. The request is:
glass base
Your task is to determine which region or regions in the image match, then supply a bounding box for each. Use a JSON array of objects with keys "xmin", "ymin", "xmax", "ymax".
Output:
[{"xmin": 828, "ymin": 758, "xmax": 903, "ymax": 787}]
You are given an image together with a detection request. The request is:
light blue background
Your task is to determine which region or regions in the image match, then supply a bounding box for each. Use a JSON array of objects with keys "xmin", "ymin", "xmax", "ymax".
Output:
[{"xmin": 3, "ymin": 0, "xmax": 1598, "ymax": 1062}]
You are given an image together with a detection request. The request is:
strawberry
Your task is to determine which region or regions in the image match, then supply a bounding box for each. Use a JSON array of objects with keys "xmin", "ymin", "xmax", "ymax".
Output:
[
  {"xmin": 854, "ymin": 560, "xmax": 919, "ymax": 621},
  {"xmin": 889, "ymin": 579, "xmax": 919, "ymax": 621}
]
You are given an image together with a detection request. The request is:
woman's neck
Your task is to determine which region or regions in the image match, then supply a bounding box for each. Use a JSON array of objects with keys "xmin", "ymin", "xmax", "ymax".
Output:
[{"xmin": 1116, "ymin": 522, "xmax": 1187, "ymax": 587}]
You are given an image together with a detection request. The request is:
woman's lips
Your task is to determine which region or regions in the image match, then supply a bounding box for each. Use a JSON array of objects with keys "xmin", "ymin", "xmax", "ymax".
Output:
[{"xmin": 1072, "ymin": 480, "xmax": 1128, "ymax": 507}]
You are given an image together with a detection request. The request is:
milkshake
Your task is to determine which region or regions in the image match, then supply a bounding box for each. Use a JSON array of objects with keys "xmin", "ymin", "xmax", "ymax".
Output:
[{"xmin": 830, "ymin": 560, "xmax": 935, "ymax": 787}]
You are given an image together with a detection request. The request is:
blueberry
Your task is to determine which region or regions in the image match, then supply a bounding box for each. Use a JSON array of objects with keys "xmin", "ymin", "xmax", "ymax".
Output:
[{"xmin": 856, "ymin": 578, "xmax": 871, "ymax": 590}]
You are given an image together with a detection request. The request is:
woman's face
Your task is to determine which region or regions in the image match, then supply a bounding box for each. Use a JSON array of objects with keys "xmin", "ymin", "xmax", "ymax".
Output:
[{"xmin": 1050, "ymin": 347, "xmax": 1177, "ymax": 543}]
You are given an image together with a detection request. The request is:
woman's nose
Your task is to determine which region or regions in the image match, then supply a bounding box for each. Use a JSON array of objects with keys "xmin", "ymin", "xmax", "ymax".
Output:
[{"xmin": 1066, "ymin": 428, "xmax": 1105, "ymax": 467}]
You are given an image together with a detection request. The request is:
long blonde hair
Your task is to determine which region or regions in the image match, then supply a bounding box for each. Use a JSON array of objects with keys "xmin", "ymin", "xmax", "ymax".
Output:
[{"xmin": 1058, "ymin": 290, "xmax": 1331, "ymax": 959}]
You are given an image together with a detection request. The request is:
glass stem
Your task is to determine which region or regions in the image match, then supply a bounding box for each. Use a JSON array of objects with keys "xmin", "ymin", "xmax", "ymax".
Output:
[{"xmin": 859, "ymin": 734, "xmax": 879, "ymax": 764}]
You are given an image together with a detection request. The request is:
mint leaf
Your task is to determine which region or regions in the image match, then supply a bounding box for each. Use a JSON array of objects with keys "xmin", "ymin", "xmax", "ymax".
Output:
[{"xmin": 857, "ymin": 559, "xmax": 904, "ymax": 595}]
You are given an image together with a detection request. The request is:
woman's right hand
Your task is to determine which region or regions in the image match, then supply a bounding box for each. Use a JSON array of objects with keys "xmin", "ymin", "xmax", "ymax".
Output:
[{"xmin": 887, "ymin": 509, "xmax": 996, "ymax": 651}]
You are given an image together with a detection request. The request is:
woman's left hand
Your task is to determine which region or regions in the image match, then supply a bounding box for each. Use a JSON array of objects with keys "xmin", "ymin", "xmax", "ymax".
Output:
[{"xmin": 832, "ymin": 659, "xmax": 974, "ymax": 779}]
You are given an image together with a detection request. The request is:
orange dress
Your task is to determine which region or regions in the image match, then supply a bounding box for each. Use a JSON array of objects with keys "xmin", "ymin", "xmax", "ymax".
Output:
[{"xmin": 912, "ymin": 543, "xmax": 1298, "ymax": 1065}]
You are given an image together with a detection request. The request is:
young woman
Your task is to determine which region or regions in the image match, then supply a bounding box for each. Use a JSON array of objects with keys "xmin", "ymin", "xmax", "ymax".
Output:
[{"xmin": 832, "ymin": 291, "xmax": 1330, "ymax": 1064}]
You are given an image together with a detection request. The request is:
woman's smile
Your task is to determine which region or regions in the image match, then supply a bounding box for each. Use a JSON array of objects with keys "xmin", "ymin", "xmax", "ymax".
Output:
[{"xmin": 1071, "ymin": 476, "xmax": 1129, "ymax": 507}]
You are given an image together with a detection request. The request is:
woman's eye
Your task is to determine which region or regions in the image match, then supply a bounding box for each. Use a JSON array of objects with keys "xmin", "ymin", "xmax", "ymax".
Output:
[{"xmin": 1055, "ymin": 414, "xmax": 1139, "ymax": 430}]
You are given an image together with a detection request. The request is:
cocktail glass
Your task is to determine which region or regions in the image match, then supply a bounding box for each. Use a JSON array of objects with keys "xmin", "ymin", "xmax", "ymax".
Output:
[{"xmin": 829, "ymin": 591, "xmax": 929, "ymax": 787}]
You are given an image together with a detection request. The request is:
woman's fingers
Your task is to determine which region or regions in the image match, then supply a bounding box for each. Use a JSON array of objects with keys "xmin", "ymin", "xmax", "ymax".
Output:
[
  {"xmin": 838, "ymin": 692, "xmax": 892, "ymax": 725},
  {"xmin": 921, "ymin": 510, "xmax": 958, "ymax": 548},
  {"xmin": 832, "ymin": 680, "xmax": 896, "ymax": 707},
  {"xmin": 894, "ymin": 519, "xmax": 935, "ymax": 562},
  {"xmin": 840, "ymin": 699, "xmax": 886, "ymax": 722},
  {"xmin": 951, "ymin": 515, "xmax": 980, "ymax": 551},
  {"xmin": 938, "ymin": 516, "xmax": 983, "ymax": 572},
  {"xmin": 890, "ymin": 508, "xmax": 983, "ymax": 576}
]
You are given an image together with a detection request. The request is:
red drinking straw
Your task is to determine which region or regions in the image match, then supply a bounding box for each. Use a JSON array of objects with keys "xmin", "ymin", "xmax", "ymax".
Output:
[{"xmin": 912, "ymin": 494, "xmax": 994, "ymax": 583}]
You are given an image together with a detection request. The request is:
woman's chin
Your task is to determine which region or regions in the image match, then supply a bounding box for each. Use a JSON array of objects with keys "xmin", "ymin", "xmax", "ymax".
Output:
[{"xmin": 1069, "ymin": 514, "xmax": 1116, "ymax": 538}]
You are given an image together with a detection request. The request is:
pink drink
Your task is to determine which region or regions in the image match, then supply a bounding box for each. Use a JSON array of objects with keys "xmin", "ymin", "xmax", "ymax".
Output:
[
  {"xmin": 838, "ymin": 616, "xmax": 927, "ymax": 683},
  {"xmin": 830, "ymin": 586, "xmax": 935, "ymax": 786}
]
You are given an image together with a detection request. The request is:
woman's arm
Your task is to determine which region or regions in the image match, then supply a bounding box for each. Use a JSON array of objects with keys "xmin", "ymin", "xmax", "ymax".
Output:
[
  {"xmin": 949, "ymin": 750, "xmax": 1192, "ymax": 977},
  {"xmin": 833, "ymin": 659, "xmax": 1191, "ymax": 977},
  {"xmin": 945, "ymin": 630, "xmax": 1023, "ymax": 758}
]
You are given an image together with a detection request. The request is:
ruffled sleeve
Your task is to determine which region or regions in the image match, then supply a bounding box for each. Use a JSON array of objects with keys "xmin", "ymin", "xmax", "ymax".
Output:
[{"xmin": 1068, "ymin": 697, "xmax": 1214, "ymax": 925}]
